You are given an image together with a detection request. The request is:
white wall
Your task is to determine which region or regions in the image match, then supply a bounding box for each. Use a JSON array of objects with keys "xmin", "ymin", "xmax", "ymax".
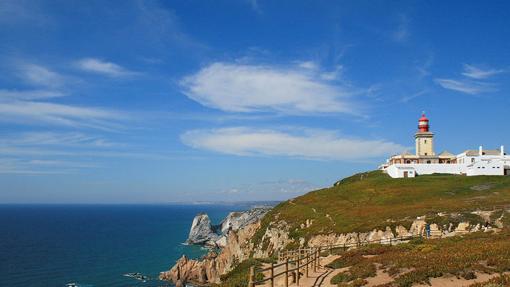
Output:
[
  {"xmin": 387, "ymin": 163, "xmax": 463, "ymax": 178},
  {"xmin": 466, "ymin": 160, "xmax": 505, "ymax": 176},
  {"xmin": 386, "ymin": 165, "xmax": 416, "ymax": 178},
  {"xmin": 409, "ymin": 164, "xmax": 463, "ymax": 176}
]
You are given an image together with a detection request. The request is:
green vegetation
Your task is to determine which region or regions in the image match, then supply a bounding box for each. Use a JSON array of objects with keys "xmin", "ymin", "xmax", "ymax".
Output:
[
  {"xmin": 253, "ymin": 171, "xmax": 510, "ymax": 245},
  {"xmin": 330, "ymin": 262, "xmax": 376, "ymax": 284},
  {"xmin": 326, "ymin": 228, "xmax": 510, "ymax": 287},
  {"xmin": 216, "ymin": 259, "xmax": 265, "ymax": 287},
  {"xmin": 469, "ymin": 274, "xmax": 510, "ymax": 286},
  {"xmin": 217, "ymin": 171, "xmax": 510, "ymax": 287}
]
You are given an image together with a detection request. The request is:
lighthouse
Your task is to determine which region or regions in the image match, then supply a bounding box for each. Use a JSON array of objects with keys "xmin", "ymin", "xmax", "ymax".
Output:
[
  {"xmin": 415, "ymin": 113, "xmax": 435, "ymax": 156},
  {"xmin": 383, "ymin": 113, "xmax": 510, "ymax": 178}
]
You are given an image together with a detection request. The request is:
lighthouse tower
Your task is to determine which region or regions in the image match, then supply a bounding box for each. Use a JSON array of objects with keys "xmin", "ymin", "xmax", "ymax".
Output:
[{"xmin": 415, "ymin": 113, "xmax": 435, "ymax": 156}]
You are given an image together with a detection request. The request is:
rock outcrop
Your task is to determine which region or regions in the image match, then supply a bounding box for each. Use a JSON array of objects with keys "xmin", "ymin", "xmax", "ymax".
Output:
[
  {"xmin": 186, "ymin": 213, "xmax": 219, "ymax": 246},
  {"xmin": 163, "ymin": 208, "xmax": 507, "ymax": 285},
  {"xmin": 186, "ymin": 207, "xmax": 271, "ymax": 248},
  {"xmin": 161, "ymin": 221, "xmax": 261, "ymax": 284},
  {"xmin": 306, "ymin": 214, "xmax": 497, "ymax": 248},
  {"xmin": 220, "ymin": 207, "xmax": 270, "ymax": 234}
]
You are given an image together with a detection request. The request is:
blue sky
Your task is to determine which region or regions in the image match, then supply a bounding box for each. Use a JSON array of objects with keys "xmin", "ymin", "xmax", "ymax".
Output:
[{"xmin": 1, "ymin": 0, "xmax": 509, "ymax": 203}]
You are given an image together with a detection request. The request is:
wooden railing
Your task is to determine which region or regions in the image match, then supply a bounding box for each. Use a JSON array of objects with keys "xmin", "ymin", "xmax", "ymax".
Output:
[
  {"xmin": 248, "ymin": 205, "xmax": 510, "ymax": 286},
  {"xmin": 248, "ymin": 235, "xmax": 420, "ymax": 287},
  {"xmin": 248, "ymin": 247, "xmax": 320, "ymax": 287}
]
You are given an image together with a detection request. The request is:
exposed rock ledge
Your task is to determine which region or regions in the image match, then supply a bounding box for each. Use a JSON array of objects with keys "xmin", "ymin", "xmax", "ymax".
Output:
[
  {"xmin": 161, "ymin": 210, "xmax": 506, "ymax": 285},
  {"xmin": 186, "ymin": 207, "xmax": 271, "ymax": 248},
  {"xmin": 160, "ymin": 220, "xmax": 261, "ymax": 284}
]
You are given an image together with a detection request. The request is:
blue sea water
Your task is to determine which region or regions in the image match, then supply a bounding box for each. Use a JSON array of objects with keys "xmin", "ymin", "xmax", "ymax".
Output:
[{"xmin": 0, "ymin": 203, "xmax": 258, "ymax": 287}]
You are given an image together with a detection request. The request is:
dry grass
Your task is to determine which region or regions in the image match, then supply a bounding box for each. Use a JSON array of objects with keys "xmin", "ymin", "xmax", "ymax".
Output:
[
  {"xmin": 468, "ymin": 274, "xmax": 510, "ymax": 286},
  {"xmin": 325, "ymin": 228, "xmax": 510, "ymax": 287},
  {"xmin": 253, "ymin": 171, "xmax": 510, "ymax": 245}
]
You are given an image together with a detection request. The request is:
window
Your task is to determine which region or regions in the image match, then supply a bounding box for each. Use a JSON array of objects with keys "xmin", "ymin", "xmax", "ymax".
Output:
[
  {"xmin": 427, "ymin": 160, "xmax": 431, "ymax": 164},
  {"xmin": 425, "ymin": 153, "xmax": 428, "ymax": 156},
  {"xmin": 406, "ymin": 160, "xmax": 411, "ymax": 164},
  {"xmin": 471, "ymin": 158, "xmax": 475, "ymax": 163},
  {"xmin": 424, "ymin": 140, "xmax": 427, "ymax": 144}
]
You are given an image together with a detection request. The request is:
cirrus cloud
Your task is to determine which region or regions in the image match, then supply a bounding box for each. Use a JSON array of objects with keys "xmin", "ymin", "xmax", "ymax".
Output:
[
  {"xmin": 180, "ymin": 62, "xmax": 361, "ymax": 115},
  {"xmin": 434, "ymin": 79, "xmax": 496, "ymax": 95},
  {"xmin": 181, "ymin": 127, "xmax": 405, "ymax": 160},
  {"xmin": 76, "ymin": 58, "xmax": 137, "ymax": 77},
  {"xmin": 461, "ymin": 64, "xmax": 505, "ymax": 79}
]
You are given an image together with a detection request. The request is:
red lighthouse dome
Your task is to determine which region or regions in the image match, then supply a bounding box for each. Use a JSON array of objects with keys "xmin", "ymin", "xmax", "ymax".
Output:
[{"xmin": 418, "ymin": 113, "xmax": 430, "ymax": 132}]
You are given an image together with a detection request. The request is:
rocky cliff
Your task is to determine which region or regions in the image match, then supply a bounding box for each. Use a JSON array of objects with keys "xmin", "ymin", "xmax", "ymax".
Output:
[
  {"xmin": 160, "ymin": 220, "xmax": 261, "ymax": 284},
  {"xmin": 186, "ymin": 213, "xmax": 220, "ymax": 247},
  {"xmin": 161, "ymin": 209, "xmax": 508, "ymax": 285},
  {"xmin": 185, "ymin": 207, "xmax": 271, "ymax": 248},
  {"xmin": 160, "ymin": 171, "xmax": 510, "ymax": 285}
]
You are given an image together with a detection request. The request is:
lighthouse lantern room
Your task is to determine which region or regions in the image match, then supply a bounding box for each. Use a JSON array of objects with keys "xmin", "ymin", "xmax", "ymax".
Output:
[{"xmin": 415, "ymin": 113, "xmax": 435, "ymax": 157}]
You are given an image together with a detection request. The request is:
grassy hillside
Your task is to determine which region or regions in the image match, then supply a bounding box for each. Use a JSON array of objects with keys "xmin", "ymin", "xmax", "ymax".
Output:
[
  {"xmin": 254, "ymin": 171, "xmax": 510, "ymax": 244},
  {"xmin": 326, "ymin": 229, "xmax": 510, "ymax": 287}
]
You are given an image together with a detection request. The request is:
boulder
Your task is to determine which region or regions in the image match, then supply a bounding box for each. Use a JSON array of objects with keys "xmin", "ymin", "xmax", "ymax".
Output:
[
  {"xmin": 220, "ymin": 207, "xmax": 271, "ymax": 234},
  {"xmin": 186, "ymin": 213, "xmax": 219, "ymax": 246}
]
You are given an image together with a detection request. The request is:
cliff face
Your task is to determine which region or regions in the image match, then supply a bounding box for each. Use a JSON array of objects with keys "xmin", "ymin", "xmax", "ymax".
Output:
[
  {"xmin": 161, "ymin": 209, "xmax": 507, "ymax": 285},
  {"xmin": 160, "ymin": 221, "xmax": 260, "ymax": 284},
  {"xmin": 186, "ymin": 213, "xmax": 219, "ymax": 246},
  {"xmin": 186, "ymin": 207, "xmax": 271, "ymax": 248}
]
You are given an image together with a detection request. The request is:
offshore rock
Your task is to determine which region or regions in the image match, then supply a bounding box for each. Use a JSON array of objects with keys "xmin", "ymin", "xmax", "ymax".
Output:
[
  {"xmin": 186, "ymin": 207, "xmax": 271, "ymax": 248},
  {"xmin": 220, "ymin": 207, "xmax": 271, "ymax": 234},
  {"xmin": 186, "ymin": 213, "xmax": 219, "ymax": 246},
  {"xmin": 160, "ymin": 221, "xmax": 261, "ymax": 284}
]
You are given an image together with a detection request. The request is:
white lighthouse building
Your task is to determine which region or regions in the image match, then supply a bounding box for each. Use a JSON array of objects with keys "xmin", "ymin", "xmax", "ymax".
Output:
[{"xmin": 383, "ymin": 113, "xmax": 510, "ymax": 178}]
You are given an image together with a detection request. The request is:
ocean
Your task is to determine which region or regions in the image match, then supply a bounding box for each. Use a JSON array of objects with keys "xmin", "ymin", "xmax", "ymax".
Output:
[{"xmin": 0, "ymin": 203, "xmax": 261, "ymax": 287}]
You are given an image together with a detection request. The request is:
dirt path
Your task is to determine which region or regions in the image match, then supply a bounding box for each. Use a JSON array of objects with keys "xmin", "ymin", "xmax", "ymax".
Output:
[{"xmin": 257, "ymin": 255, "xmax": 341, "ymax": 287}]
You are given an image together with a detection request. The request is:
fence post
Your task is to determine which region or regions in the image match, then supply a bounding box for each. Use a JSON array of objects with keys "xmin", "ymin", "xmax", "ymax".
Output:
[
  {"xmin": 317, "ymin": 247, "xmax": 321, "ymax": 269},
  {"xmin": 296, "ymin": 253, "xmax": 300, "ymax": 286},
  {"xmin": 248, "ymin": 266, "xmax": 255, "ymax": 287},
  {"xmin": 312, "ymin": 247, "xmax": 317, "ymax": 272},
  {"xmin": 285, "ymin": 258, "xmax": 289, "ymax": 287},
  {"xmin": 269, "ymin": 262, "xmax": 274, "ymax": 287},
  {"xmin": 305, "ymin": 252, "xmax": 309, "ymax": 277}
]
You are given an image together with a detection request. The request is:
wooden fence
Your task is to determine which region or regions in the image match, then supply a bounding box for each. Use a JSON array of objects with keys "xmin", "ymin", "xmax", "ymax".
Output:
[
  {"xmin": 248, "ymin": 205, "xmax": 510, "ymax": 286},
  {"xmin": 248, "ymin": 247, "xmax": 320, "ymax": 287},
  {"xmin": 248, "ymin": 235, "xmax": 419, "ymax": 287}
]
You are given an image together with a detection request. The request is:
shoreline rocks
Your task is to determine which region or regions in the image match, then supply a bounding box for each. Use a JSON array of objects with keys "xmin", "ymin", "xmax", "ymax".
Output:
[
  {"xmin": 162, "ymin": 208, "xmax": 507, "ymax": 285},
  {"xmin": 186, "ymin": 213, "xmax": 220, "ymax": 247},
  {"xmin": 186, "ymin": 206, "xmax": 272, "ymax": 248}
]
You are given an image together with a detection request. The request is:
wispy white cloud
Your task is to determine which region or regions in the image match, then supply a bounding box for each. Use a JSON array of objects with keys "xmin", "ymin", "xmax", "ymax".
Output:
[
  {"xmin": 0, "ymin": 0, "xmax": 50, "ymax": 25},
  {"xmin": 435, "ymin": 64, "xmax": 503, "ymax": 95},
  {"xmin": 0, "ymin": 89, "xmax": 66, "ymax": 100},
  {"xmin": 18, "ymin": 64, "xmax": 65, "ymax": 88},
  {"xmin": 435, "ymin": 79, "xmax": 496, "ymax": 95},
  {"xmin": 135, "ymin": 1, "xmax": 207, "ymax": 51},
  {"xmin": 1, "ymin": 132, "xmax": 117, "ymax": 147},
  {"xmin": 222, "ymin": 178, "xmax": 318, "ymax": 196},
  {"xmin": 76, "ymin": 58, "xmax": 137, "ymax": 77},
  {"xmin": 181, "ymin": 127, "xmax": 404, "ymax": 160},
  {"xmin": 0, "ymin": 100, "xmax": 124, "ymax": 130},
  {"xmin": 181, "ymin": 62, "xmax": 362, "ymax": 115},
  {"xmin": 400, "ymin": 90, "xmax": 427, "ymax": 103},
  {"xmin": 392, "ymin": 14, "xmax": 409, "ymax": 42},
  {"xmin": 461, "ymin": 64, "xmax": 505, "ymax": 79}
]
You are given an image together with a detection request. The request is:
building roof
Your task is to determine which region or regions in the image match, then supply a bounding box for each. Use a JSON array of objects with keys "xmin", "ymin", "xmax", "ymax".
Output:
[
  {"xmin": 438, "ymin": 151, "xmax": 455, "ymax": 158},
  {"xmin": 463, "ymin": 149, "xmax": 501, "ymax": 156}
]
